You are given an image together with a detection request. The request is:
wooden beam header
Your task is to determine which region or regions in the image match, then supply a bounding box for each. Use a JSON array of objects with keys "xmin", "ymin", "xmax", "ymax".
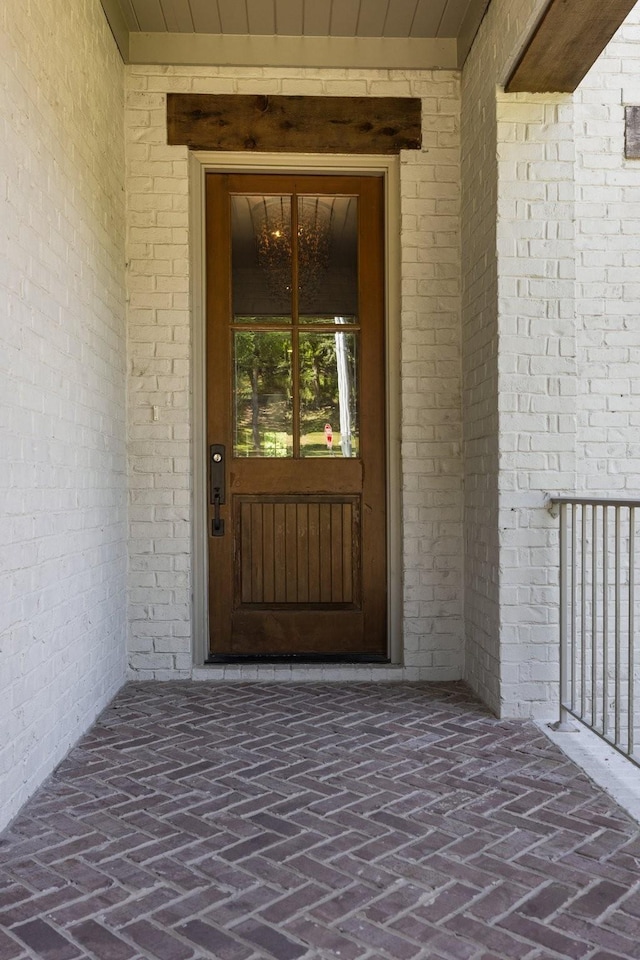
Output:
[
  {"xmin": 506, "ymin": 0, "xmax": 636, "ymax": 94},
  {"xmin": 167, "ymin": 94, "xmax": 422, "ymax": 155}
]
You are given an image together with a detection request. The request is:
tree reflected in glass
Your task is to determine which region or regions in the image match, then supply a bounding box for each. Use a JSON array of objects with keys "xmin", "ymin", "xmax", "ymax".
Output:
[{"xmin": 233, "ymin": 331, "xmax": 293, "ymax": 457}]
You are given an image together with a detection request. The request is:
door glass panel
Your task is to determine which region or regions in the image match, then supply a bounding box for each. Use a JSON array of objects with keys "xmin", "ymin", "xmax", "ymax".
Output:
[
  {"xmin": 299, "ymin": 314, "xmax": 357, "ymax": 326},
  {"xmin": 299, "ymin": 330, "xmax": 359, "ymax": 458},
  {"xmin": 231, "ymin": 195, "xmax": 292, "ymax": 323},
  {"xmin": 233, "ymin": 331, "xmax": 293, "ymax": 457},
  {"xmin": 298, "ymin": 196, "xmax": 358, "ymax": 322}
]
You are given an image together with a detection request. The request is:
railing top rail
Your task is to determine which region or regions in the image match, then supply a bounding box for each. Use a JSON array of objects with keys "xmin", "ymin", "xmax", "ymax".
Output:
[{"xmin": 550, "ymin": 496, "xmax": 640, "ymax": 508}]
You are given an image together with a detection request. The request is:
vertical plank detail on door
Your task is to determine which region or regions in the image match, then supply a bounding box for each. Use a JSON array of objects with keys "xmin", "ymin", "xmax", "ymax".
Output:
[
  {"xmin": 285, "ymin": 502, "xmax": 297, "ymax": 603},
  {"xmin": 240, "ymin": 501, "xmax": 252, "ymax": 604},
  {"xmin": 235, "ymin": 496, "xmax": 359, "ymax": 606},
  {"xmin": 319, "ymin": 503, "xmax": 332, "ymax": 603},
  {"xmin": 297, "ymin": 502, "xmax": 309, "ymax": 602},
  {"xmin": 262, "ymin": 503, "xmax": 275, "ymax": 603},
  {"xmin": 343, "ymin": 502, "xmax": 354, "ymax": 604},
  {"xmin": 251, "ymin": 502, "xmax": 263, "ymax": 602},
  {"xmin": 308, "ymin": 501, "xmax": 320, "ymax": 604},
  {"xmin": 331, "ymin": 502, "xmax": 343, "ymax": 602},
  {"xmin": 273, "ymin": 501, "xmax": 286, "ymax": 602}
]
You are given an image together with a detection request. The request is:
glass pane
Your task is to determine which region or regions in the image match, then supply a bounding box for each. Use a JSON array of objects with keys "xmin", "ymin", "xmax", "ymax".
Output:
[
  {"xmin": 231, "ymin": 196, "xmax": 292, "ymax": 323},
  {"xmin": 298, "ymin": 196, "xmax": 358, "ymax": 322},
  {"xmin": 299, "ymin": 331, "xmax": 359, "ymax": 458},
  {"xmin": 234, "ymin": 331, "xmax": 293, "ymax": 457}
]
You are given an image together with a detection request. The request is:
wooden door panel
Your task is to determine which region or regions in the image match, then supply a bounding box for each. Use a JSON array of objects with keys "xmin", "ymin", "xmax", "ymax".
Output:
[
  {"xmin": 234, "ymin": 496, "xmax": 360, "ymax": 606},
  {"xmin": 229, "ymin": 459, "xmax": 363, "ymax": 494},
  {"xmin": 230, "ymin": 610, "xmax": 370, "ymax": 656}
]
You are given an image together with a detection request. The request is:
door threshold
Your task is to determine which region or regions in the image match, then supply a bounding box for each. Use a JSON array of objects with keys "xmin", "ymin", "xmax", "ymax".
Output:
[{"xmin": 206, "ymin": 654, "xmax": 390, "ymax": 665}]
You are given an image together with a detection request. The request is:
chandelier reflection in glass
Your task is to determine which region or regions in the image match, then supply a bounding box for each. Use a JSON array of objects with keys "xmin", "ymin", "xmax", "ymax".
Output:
[{"xmin": 255, "ymin": 197, "xmax": 332, "ymax": 305}]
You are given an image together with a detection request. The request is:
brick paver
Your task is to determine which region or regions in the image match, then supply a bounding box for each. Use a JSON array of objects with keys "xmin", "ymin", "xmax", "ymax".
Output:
[{"xmin": 1, "ymin": 682, "xmax": 640, "ymax": 959}]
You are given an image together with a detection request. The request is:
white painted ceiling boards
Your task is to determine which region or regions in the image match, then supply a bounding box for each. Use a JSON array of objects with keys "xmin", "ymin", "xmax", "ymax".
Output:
[{"xmin": 101, "ymin": 0, "xmax": 493, "ymax": 69}]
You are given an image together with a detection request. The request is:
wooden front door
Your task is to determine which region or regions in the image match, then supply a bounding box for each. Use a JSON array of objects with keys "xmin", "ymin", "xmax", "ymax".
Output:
[{"xmin": 206, "ymin": 172, "xmax": 386, "ymax": 659}]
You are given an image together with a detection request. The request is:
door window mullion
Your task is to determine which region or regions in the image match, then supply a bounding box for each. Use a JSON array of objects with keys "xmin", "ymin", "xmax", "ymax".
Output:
[{"xmin": 292, "ymin": 192, "xmax": 301, "ymax": 459}]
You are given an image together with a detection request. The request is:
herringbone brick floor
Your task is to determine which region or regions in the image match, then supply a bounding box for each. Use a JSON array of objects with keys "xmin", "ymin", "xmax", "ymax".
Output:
[{"xmin": 1, "ymin": 683, "xmax": 640, "ymax": 960}]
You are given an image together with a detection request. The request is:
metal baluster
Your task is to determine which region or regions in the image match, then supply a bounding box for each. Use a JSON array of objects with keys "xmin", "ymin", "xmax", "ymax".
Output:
[
  {"xmin": 615, "ymin": 506, "xmax": 621, "ymax": 748},
  {"xmin": 629, "ymin": 507, "xmax": 636, "ymax": 758},
  {"xmin": 571, "ymin": 504, "xmax": 577, "ymax": 713},
  {"xmin": 592, "ymin": 504, "xmax": 598, "ymax": 730},
  {"xmin": 553, "ymin": 502, "xmax": 575, "ymax": 732},
  {"xmin": 581, "ymin": 504, "xmax": 587, "ymax": 721},
  {"xmin": 559, "ymin": 502, "xmax": 569, "ymax": 728},
  {"xmin": 603, "ymin": 506, "xmax": 609, "ymax": 738}
]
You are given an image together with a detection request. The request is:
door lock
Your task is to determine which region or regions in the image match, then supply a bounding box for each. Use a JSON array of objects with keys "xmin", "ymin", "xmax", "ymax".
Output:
[{"xmin": 210, "ymin": 444, "xmax": 225, "ymax": 537}]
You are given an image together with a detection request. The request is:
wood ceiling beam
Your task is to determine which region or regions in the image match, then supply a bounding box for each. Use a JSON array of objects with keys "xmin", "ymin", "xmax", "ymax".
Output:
[{"xmin": 505, "ymin": 0, "xmax": 637, "ymax": 93}]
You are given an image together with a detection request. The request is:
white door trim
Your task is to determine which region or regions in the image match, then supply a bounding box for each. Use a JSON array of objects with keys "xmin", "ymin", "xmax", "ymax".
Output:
[{"xmin": 189, "ymin": 151, "xmax": 402, "ymax": 667}]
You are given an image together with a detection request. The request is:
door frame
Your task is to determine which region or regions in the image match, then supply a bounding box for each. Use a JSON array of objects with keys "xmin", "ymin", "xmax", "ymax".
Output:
[{"xmin": 190, "ymin": 151, "xmax": 402, "ymax": 667}]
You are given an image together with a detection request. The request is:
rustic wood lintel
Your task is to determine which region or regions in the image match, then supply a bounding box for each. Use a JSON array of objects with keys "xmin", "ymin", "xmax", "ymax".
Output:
[{"xmin": 167, "ymin": 93, "xmax": 422, "ymax": 155}]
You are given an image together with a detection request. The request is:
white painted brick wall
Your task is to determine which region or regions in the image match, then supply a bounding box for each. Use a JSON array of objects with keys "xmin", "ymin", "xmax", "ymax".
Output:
[
  {"xmin": 460, "ymin": 24, "xmax": 500, "ymax": 714},
  {"xmin": 491, "ymin": 5, "xmax": 640, "ymax": 718},
  {"xmin": 0, "ymin": 0, "xmax": 127, "ymax": 830},
  {"xmin": 496, "ymin": 92, "xmax": 577, "ymax": 718},
  {"xmin": 574, "ymin": 6, "xmax": 640, "ymax": 495},
  {"xmin": 461, "ymin": 0, "xmax": 552, "ymax": 715},
  {"xmin": 125, "ymin": 66, "xmax": 464, "ymax": 680}
]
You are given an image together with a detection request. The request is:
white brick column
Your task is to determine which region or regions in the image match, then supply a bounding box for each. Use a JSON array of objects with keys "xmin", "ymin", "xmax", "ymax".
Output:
[
  {"xmin": 462, "ymin": 0, "xmax": 575, "ymax": 718},
  {"xmin": 126, "ymin": 89, "xmax": 193, "ymax": 678},
  {"xmin": 496, "ymin": 94, "xmax": 577, "ymax": 717},
  {"xmin": 399, "ymin": 76, "xmax": 464, "ymax": 677}
]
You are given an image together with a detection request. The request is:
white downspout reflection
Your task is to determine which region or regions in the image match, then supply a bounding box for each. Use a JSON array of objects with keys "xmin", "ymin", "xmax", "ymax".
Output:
[{"xmin": 335, "ymin": 316, "xmax": 352, "ymax": 457}]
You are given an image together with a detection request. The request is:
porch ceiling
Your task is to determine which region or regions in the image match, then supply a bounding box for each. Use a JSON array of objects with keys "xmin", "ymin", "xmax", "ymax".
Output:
[{"xmin": 100, "ymin": 0, "xmax": 493, "ymax": 70}]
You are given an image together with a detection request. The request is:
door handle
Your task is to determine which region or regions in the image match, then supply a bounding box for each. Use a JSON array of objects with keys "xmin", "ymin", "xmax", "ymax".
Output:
[{"xmin": 210, "ymin": 444, "xmax": 225, "ymax": 537}]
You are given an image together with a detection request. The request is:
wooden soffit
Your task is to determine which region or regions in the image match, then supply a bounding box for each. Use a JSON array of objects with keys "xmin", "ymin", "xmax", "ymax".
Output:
[
  {"xmin": 506, "ymin": 0, "xmax": 637, "ymax": 94},
  {"xmin": 167, "ymin": 94, "xmax": 422, "ymax": 154}
]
